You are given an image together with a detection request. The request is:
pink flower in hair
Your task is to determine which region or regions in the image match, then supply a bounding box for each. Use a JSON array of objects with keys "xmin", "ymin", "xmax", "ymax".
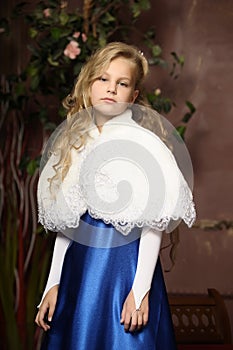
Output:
[
  {"xmin": 64, "ymin": 40, "xmax": 81, "ymax": 59},
  {"xmin": 43, "ymin": 8, "xmax": 51, "ymax": 17}
]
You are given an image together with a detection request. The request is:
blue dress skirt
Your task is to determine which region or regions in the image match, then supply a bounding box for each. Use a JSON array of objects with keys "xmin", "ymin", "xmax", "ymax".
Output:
[{"xmin": 41, "ymin": 212, "xmax": 177, "ymax": 350}]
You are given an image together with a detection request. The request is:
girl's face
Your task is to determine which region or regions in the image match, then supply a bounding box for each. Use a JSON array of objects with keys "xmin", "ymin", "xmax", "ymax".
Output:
[{"xmin": 90, "ymin": 57, "xmax": 139, "ymax": 118}]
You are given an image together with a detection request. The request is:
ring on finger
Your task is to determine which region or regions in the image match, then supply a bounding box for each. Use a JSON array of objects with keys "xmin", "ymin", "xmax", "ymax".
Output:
[{"xmin": 131, "ymin": 308, "xmax": 141, "ymax": 318}]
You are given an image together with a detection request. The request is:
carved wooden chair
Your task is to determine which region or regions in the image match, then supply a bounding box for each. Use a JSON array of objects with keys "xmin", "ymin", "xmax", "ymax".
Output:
[{"xmin": 169, "ymin": 288, "xmax": 232, "ymax": 344}]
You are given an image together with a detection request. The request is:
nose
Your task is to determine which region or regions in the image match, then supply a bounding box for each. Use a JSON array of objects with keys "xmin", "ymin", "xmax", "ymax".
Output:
[{"xmin": 107, "ymin": 81, "xmax": 117, "ymax": 94}]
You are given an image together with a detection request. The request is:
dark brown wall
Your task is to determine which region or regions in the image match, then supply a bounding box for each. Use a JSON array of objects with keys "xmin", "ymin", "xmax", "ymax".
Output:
[
  {"xmin": 0, "ymin": 0, "xmax": 29, "ymax": 74},
  {"xmin": 1, "ymin": 0, "xmax": 233, "ymax": 339},
  {"xmin": 141, "ymin": 0, "xmax": 233, "ymax": 336}
]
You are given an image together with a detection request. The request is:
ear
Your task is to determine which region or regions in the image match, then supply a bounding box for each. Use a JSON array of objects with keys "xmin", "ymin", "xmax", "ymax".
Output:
[{"xmin": 131, "ymin": 89, "xmax": 139, "ymax": 103}]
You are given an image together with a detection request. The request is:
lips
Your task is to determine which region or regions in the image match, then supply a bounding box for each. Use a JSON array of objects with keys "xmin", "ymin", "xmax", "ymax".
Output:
[{"xmin": 101, "ymin": 98, "xmax": 116, "ymax": 103}]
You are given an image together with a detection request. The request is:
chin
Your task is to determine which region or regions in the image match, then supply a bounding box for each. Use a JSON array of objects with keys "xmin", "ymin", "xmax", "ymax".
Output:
[{"xmin": 93, "ymin": 102, "xmax": 129, "ymax": 117}]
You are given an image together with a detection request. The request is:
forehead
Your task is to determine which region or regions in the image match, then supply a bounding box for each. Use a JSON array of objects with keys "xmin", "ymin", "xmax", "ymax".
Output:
[{"xmin": 103, "ymin": 57, "xmax": 136, "ymax": 78}]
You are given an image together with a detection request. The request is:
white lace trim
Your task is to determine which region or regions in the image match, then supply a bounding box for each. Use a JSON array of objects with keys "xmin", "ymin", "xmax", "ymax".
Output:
[
  {"xmin": 38, "ymin": 117, "xmax": 196, "ymax": 235},
  {"xmin": 38, "ymin": 202, "xmax": 195, "ymax": 235},
  {"xmin": 38, "ymin": 177, "xmax": 196, "ymax": 235}
]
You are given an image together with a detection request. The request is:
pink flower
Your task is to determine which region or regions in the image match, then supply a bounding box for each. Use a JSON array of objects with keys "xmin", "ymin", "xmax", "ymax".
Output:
[
  {"xmin": 81, "ymin": 33, "xmax": 87, "ymax": 42},
  {"xmin": 43, "ymin": 8, "xmax": 51, "ymax": 17},
  {"xmin": 64, "ymin": 41, "xmax": 81, "ymax": 59},
  {"xmin": 73, "ymin": 32, "xmax": 80, "ymax": 39}
]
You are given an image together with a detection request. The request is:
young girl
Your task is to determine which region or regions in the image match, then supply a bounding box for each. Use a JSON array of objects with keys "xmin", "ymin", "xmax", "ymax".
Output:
[{"xmin": 35, "ymin": 42, "xmax": 196, "ymax": 349}]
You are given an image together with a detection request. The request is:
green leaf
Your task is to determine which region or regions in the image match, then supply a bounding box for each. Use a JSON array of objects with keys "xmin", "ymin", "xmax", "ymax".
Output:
[
  {"xmin": 176, "ymin": 125, "xmax": 186, "ymax": 139},
  {"xmin": 163, "ymin": 99, "xmax": 172, "ymax": 114},
  {"xmin": 59, "ymin": 11, "xmax": 69, "ymax": 26},
  {"xmin": 131, "ymin": 0, "xmax": 150, "ymax": 18},
  {"xmin": 26, "ymin": 159, "xmax": 39, "ymax": 175},
  {"xmin": 151, "ymin": 45, "xmax": 162, "ymax": 57},
  {"xmin": 51, "ymin": 27, "xmax": 62, "ymax": 40},
  {"xmin": 148, "ymin": 57, "xmax": 167, "ymax": 67},
  {"xmin": 102, "ymin": 12, "xmax": 115, "ymax": 24},
  {"xmin": 15, "ymin": 82, "xmax": 26, "ymax": 96},
  {"xmin": 186, "ymin": 100, "xmax": 196, "ymax": 113},
  {"xmin": 47, "ymin": 0, "xmax": 60, "ymax": 8},
  {"xmin": 98, "ymin": 34, "xmax": 107, "ymax": 47},
  {"xmin": 52, "ymin": 49, "xmax": 63, "ymax": 60},
  {"xmin": 59, "ymin": 28, "xmax": 73, "ymax": 38},
  {"xmin": 30, "ymin": 74, "xmax": 40, "ymax": 91},
  {"xmin": 182, "ymin": 101, "xmax": 196, "ymax": 123},
  {"xmin": 47, "ymin": 55, "xmax": 59, "ymax": 66},
  {"xmin": 27, "ymin": 44, "xmax": 40, "ymax": 57},
  {"xmin": 26, "ymin": 63, "xmax": 39, "ymax": 77},
  {"xmin": 59, "ymin": 71, "xmax": 65, "ymax": 83},
  {"xmin": 44, "ymin": 122, "xmax": 57, "ymax": 131},
  {"xmin": 29, "ymin": 27, "xmax": 38, "ymax": 38},
  {"xmin": 179, "ymin": 55, "xmax": 185, "ymax": 66},
  {"xmin": 36, "ymin": 224, "xmax": 46, "ymax": 234},
  {"xmin": 171, "ymin": 51, "xmax": 185, "ymax": 67},
  {"xmin": 74, "ymin": 62, "xmax": 82, "ymax": 75}
]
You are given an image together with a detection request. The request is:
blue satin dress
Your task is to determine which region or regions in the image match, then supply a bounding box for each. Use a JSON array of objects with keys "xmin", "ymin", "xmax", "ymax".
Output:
[{"xmin": 41, "ymin": 212, "xmax": 177, "ymax": 350}]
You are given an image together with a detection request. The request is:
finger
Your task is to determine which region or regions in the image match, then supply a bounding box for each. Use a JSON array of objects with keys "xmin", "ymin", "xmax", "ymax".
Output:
[
  {"xmin": 40, "ymin": 311, "xmax": 50, "ymax": 331},
  {"xmin": 48, "ymin": 301, "xmax": 56, "ymax": 322},
  {"xmin": 137, "ymin": 312, "xmax": 143, "ymax": 331},
  {"xmin": 35, "ymin": 312, "xmax": 39, "ymax": 325},
  {"xmin": 123, "ymin": 310, "xmax": 132, "ymax": 332},
  {"xmin": 35, "ymin": 311, "xmax": 45, "ymax": 328},
  {"xmin": 38, "ymin": 305, "xmax": 50, "ymax": 331},
  {"xmin": 142, "ymin": 311, "xmax": 149, "ymax": 326},
  {"xmin": 120, "ymin": 303, "xmax": 126, "ymax": 324},
  {"xmin": 129, "ymin": 312, "xmax": 138, "ymax": 332}
]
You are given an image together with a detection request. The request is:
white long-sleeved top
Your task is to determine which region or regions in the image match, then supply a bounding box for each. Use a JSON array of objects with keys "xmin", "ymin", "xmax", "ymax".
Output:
[{"xmin": 39, "ymin": 227, "xmax": 162, "ymax": 309}]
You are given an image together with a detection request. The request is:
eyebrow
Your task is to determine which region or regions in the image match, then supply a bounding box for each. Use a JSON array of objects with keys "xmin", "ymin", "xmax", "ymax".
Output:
[{"xmin": 101, "ymin": 72, "xmax": 132, "ymax": 81}]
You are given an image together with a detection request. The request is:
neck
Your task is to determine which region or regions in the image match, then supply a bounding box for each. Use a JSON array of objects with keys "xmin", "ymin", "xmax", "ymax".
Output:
[
  {"xmin": 95, "ymin": 115, "xmax": 113, "ymax": 126},
  {"xmin": 97, "ymin": 125, "xmax": 103, "ymax": 133},
  {"xmin": 93, "ymin": 109, "xmax": 115, "ymax": 128},
  {"xmin": 92, "ymin": 107, "xmax": 131, "ymax": 130}
]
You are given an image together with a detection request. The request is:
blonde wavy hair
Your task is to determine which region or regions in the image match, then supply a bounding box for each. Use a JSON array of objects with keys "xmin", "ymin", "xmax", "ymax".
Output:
[
  {"xmin": 50, "ymin": 42, "xmax": 149, "ymax": 185},
  {"xmin": 48, "ymin": 42, "xmax": 180, "ymax": 265}
]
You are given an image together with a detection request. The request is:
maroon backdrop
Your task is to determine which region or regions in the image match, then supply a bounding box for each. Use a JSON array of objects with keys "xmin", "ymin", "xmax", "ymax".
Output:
[{"xmin": 1, "ymin": 0, "xmax": 233, "ymax": 341}]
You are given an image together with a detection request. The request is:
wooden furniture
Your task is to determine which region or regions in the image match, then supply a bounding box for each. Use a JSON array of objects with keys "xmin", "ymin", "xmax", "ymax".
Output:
[
  {"xmin": 178, "ymin": 345, "xmax": 233, "ymax": 350},
  {"xmin": 169, "ymin": 288, "xmax": 232, "ymax": 345}
]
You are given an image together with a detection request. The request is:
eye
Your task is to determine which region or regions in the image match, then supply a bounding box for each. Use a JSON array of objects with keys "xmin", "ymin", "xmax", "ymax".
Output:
[
  {"xmin": 118, "ymin": 81, "xmax": 128, "ymax": 87},
  {"xmin": 99, "ymin": 76, "xmax": 107, "ymax": 82}
]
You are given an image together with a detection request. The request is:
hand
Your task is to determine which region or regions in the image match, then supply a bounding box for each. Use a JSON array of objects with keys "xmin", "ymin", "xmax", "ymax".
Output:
[
  {"xmin": 120, "ymin": 289, "xmax": 149, "ymax": 333},
  {"xmin": 35, "ymin": 285, "xmax": 59, "ymax": 331}
]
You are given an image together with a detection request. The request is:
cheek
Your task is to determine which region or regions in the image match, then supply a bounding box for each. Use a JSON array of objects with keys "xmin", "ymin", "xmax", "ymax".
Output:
[
  {"xmin": 90, "ymin": 83, "xmax": 98, "ymax": 102},
  {"xmin": 119, "ymin": 89, "xmax": 133, "ymax": 102},
  {"xmin": 126, "ymin": 91, "xmax": 136, "ymax": 103}
]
